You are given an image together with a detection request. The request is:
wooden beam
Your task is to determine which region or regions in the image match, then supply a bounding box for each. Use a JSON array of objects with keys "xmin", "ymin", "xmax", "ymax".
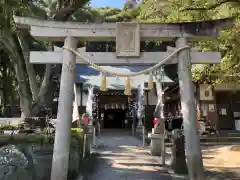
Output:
[
  {"xmin": 14, "ymin": 16, "xmax": 235, "ymax": 41},
  {"xmin": 30, "ymin": 47, "xmax": 221, "ymax": 65}
]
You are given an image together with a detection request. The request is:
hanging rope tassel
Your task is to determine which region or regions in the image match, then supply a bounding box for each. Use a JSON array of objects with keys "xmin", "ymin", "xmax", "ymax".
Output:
[
  {"xmin": 100, "ymin": 74, "xmax": 107, "ymax": 91},
  {"xmin": 124, "ymin": 77, "xmax": 132, "ymax": 96},
  {"xmin": 148, "ymin": 72, "xmax": 154, "ymax": 89}
]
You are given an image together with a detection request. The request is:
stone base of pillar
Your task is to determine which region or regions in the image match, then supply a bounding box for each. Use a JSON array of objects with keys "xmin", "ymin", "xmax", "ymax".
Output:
[
  {"xmin": 136, "ymin": 125, "xmax": 143, "ymax": 133},
  {"xmin": 131, "ymin": 124, "xmax": 135, "ymax": 136},
  {"xmin": 148, "ymin": 133, "xmax": 164, "ymax": 156},
  {"xmin": 87, "ymin": 125, "xmax": 93, "ymax": 133},
  {"xmin": 136, "ymin": 117, "xmax": 143, "ymax": 129},
  {"xmin": 171, "ymin": 130, "xmax": 188, "ymax": 174}
]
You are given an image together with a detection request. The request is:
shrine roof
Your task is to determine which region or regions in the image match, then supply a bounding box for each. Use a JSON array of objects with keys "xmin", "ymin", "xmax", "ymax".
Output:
[{"xmin": 75, "ymin": 65, "xmax": 173, "ymax": 89}]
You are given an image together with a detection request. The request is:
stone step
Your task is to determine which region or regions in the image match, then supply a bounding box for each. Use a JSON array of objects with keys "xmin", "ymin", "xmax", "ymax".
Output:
[
  {"xmin": 144, "ymin": 137, "xmax": 240, "ymax": 148},
  {"xmin": 200, "ymin": 136, "xmax": 240, "ymax": 143},
  {"xmin": 140, "ymin": 131, "xmax": 240, "ymax": 144},
  {"xmin": 219, "ymin": 131, "xmax": 240, "ymax": 137},
  {"xmin": 164, "ymin": 142, "xmax": 240, "ymax": 148}
]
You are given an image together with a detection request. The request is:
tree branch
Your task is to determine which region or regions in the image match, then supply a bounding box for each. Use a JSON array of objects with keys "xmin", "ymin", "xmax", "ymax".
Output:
[
  {"xmin": 16, "ymin": 30, "xmax": 39, "ymax": 101},
  {"xmin": 30, "ymin": 64, "xmax": 53, "ymax": 116},
  {"xmin": 54, "ymin": 0, "xmax": 85, "ymax": 21},
  {"xmin": 38, "ymin": 64, "xmax": 52, "ymax": 98},
  {"xmin": 182, "ymin": 0, "xmax": 240, "ymax": 11}
]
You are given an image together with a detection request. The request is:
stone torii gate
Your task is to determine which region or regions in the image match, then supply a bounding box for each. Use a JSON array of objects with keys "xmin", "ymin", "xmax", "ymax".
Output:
[{"xmin": 14, "ymin": 16, "xmax": 234, "ymax": 180}]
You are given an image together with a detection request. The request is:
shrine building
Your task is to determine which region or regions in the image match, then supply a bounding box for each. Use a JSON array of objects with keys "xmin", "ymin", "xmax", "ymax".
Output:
[
  {"xmin": 165, "ymin": 81, "xmax": 240, "ymax": 131},
  {"xmin": 73, "ymin": 65, "xmax": 173, "ymax": 130}
]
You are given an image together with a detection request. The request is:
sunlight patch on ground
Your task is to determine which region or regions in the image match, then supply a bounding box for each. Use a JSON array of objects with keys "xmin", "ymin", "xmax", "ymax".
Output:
[
  {"xmin": 100, "ymin": 149, "xmax": 164, "ymax": 172},
  {"xmin": 111, "ymin": 162, "xmax": 159, "ymax": 171},
  {"xmin": 113, "ymin": 137, "xmax": 125, "ymax": 140},
  {"xmin": 203, "ymin": 146, "xmax": 240, "ymax": 169},
  {"xmin": 101, "ymin": 151, "xmax": 114, "ymax": 154},
  {"xmin": 119, "ymin": 145, "xmax": 149, "ymax": 153},
  {"xmin": 101, "ymin": 155, "xmax": 150, "ymax": 161}
]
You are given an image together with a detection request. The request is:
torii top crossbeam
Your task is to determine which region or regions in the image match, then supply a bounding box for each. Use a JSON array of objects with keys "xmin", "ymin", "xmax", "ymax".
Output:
[{"xmin": 14, "ymin": 16, "xmax": 234, "ymax": 41}]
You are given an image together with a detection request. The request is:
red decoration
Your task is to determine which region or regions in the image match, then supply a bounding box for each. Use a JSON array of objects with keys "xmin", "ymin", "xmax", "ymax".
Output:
[
  {"xmin": 83, "ymin": 117, "xmax": 88, "ymax": 125},
  {"xmin": 153, "ymin": 118, "xmax": 158, "ymax": 126}
]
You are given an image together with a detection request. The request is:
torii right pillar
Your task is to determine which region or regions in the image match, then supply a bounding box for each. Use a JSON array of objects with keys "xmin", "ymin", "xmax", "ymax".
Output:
[
  {"xmin": 176, "ymin": 37, "xmax": 204, "ymax": 179},
  {"xmin": 175, "ymin": 17, "xmax": 235, "ymax": 180}
]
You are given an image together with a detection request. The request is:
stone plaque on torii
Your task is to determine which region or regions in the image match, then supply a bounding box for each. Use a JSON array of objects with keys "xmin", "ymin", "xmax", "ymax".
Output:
[
  {"xmin": 14, "ymin": 16, "xmax": 234, "ymax": 180},
  {"xmin": 116, "ymin": 22, "xmax": 140, "ymax": 57}
]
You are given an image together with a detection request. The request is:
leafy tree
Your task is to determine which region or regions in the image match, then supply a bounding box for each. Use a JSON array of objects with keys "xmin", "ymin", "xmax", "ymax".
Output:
[
  {"xmin": 183, "ymin": 0, "xmax": 240, "ymax": 11},
  {"xmin": 1, "ymin": 0, "xmax": 238, "ymax": 118},
  {"xmin": 0, "ymin": 0, "xmax": 138, "ymax": 117},
  {"xmin": 182, "ymin": 0, "xmax": 240, "ymax": 86},
  {"xmin": 137, "ymin": 0, "xmax": 240, "ymax": 87},
  {"xmin": 0, "ymin": 0, "xmax": 91, "ymax": 117}
]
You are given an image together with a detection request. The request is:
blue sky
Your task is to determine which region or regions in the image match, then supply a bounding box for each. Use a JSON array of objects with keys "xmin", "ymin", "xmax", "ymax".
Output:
[{"xmin": 91, "ymin": 0, "xmax": 125, "ymax": 8}]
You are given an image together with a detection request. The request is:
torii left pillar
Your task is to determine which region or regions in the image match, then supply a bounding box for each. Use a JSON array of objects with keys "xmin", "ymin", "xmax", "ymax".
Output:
[{"xmin": 51, "ymin": 36, "xmax": 78, "ymax": 180}]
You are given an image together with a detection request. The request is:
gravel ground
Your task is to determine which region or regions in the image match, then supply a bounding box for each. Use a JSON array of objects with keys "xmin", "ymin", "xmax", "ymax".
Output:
[{"xmin": 203, "ymin": 145, "xmax": 240, "ymax": 179}]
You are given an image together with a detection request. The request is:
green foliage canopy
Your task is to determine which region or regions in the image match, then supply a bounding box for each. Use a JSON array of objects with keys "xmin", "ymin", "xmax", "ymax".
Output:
[{"xmin": 1, "ymin": 0, "xmax": 240, "ymax": 114}]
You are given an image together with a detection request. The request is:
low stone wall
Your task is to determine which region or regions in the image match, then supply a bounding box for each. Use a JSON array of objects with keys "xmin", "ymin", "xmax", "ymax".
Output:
[
  {"xmin": 0, "ymin": 133, "xmax": 91, "ymax": 180},
  {"xmin": 0, "ymin": 118, "xmax": 22, "ymax": 125}
]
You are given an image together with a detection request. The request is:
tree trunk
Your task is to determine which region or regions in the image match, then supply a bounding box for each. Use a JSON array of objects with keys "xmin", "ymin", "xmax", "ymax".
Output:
[
  {"xmin": 8, "ymin": 32, "xmax": 60, "ymax": 118},
  {"xmin": 10, "ymin": 51, "xmax": 33, "ymax": 117},
  {"xmin": 17, "ymin": 30, "xmax": 39, "ymax": 101},
  {"xmin": 2, "ymin": 59, "xmax": 9, "ymax": 105}
]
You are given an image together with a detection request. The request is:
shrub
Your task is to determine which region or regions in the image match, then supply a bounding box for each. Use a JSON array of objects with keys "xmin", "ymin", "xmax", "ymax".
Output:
[
  {"xmin": 0, "ymin": 128, "xmax": 85, "ymax": 148},
  {"xmin": 0, "ymin": 127, "xmax": 90, "ymax": 160},
  {"xmin": 0, "ymin": 124, "xmax": 19, "ymax": 130}
]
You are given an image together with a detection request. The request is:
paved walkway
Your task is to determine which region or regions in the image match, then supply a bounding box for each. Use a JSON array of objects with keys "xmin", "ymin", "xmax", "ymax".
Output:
[
  {"xmin": 83, "ymin": 130, "xmax": 240, "ymax": 180},
  {"xmin": 86, "ymin": 131, "xmax": 172, "ymax": 180}
]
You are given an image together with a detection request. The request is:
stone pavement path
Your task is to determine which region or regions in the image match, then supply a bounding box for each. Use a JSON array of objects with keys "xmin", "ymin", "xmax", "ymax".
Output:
[{"xmin": 85, "ymin": 131, "xmax": 172, "ymax": 180}]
